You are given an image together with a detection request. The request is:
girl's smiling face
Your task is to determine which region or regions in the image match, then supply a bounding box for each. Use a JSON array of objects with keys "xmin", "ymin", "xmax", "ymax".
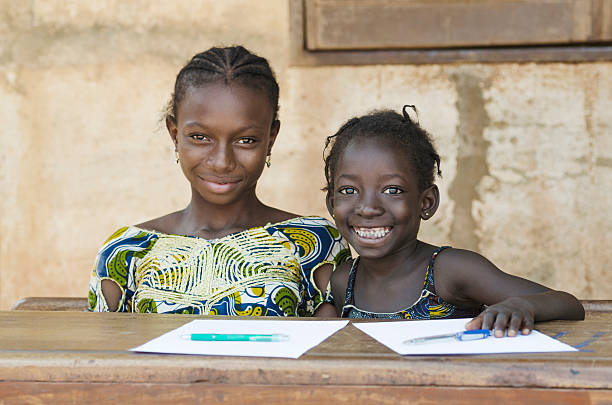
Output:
[
  {"xmin": 328, "ymin": 137, "xmax": 438, "ymax": 259},
  {"xmin": 167, "ymin": 83, "xmax": 279, "ymax": 206}
]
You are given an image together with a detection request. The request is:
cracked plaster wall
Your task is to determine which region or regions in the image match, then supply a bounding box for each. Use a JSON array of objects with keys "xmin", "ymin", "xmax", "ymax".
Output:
[{"xmin": 0, "ymin": 0, "xmax": 610, "ymax": 309}]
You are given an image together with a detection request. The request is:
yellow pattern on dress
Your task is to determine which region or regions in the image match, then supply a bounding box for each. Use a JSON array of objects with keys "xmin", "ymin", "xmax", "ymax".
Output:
[
  {"xmin": 133, "ymin": 226, "xmax": 301, "ymax": 314},
  {"xmin": 429, "ymin": 304, "xmax": 452, "ymax": 318},
  {"xmin": 279, "ymin": 227, "xmax": 317, "ymax": 258},
  {"xmin": 228, "ymin": 291, "xmax": 268, "ymax": 316}
]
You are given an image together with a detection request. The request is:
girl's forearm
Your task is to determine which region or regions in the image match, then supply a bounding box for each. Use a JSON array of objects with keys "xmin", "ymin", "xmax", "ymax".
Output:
[{"xmin": 524, "ymin": 290, "xmax": 585, "ymax": 321}]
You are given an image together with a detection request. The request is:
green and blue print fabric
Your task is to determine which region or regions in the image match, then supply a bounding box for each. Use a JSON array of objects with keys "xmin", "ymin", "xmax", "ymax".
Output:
[{"xmin": 88, "ymin": 217, "xmax": 350, "ymax": 316}]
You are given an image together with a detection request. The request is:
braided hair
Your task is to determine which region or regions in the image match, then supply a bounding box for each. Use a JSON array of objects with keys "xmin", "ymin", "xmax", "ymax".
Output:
[
  {"xmin": 323, "ymin": 106, "xmax": 442, "ymax": 198},
  {"xmin": 167, "ymin": 46, "xmax": 279, "ymax": 121}
]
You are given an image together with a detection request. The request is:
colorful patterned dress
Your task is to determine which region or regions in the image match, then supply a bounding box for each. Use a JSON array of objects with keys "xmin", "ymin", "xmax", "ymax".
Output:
[
  {"xmin": 88, "ymin": 216, "xmax": 350, "ymax": 316},
  {"xmin": 340, "ymin": 246, "xmax": 483, "ymax": 319}
]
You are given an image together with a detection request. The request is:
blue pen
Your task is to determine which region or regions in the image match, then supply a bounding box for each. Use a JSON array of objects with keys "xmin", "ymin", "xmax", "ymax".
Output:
[
  {"xmin": 183, "ymin": 333, "xmax": 290, "ymax": 342},
  {"xmin": 403, "ymin": 329, "xmax": 490, "ymax": 345}
]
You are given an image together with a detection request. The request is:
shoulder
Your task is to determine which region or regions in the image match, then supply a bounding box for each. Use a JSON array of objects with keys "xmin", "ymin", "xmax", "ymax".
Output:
[
  {"xmin": 434, "ymin": 247, "xmax": 497, "ymax": 273},
  {"xmin": 269, "ymin": 216, "xmax": 350, "ymax": 265},
  {"xmin": 101, "ymin": 225, "xmax": 158, "ymax": 243},
  {"xmin": 272, "ymin": 216, "xmax": 348, "ymax": 252},
  {"xmin": 271, "ymin": 216, "xmax": 342, "ymax": 237},
  {"xmin": 97, "ymin": 226, "xmax": 160, "ymax": 256},
  {"xmin": 135, "ymin": 211, "xmax": 183, "ymax": 234},
  {"xmin": 94, "ymin": 226, "xmax": 160, "ymax": 275},
  {"xmin": 260, "ymin": 206, "xmax": 301, "ymax": 224},
  {"xmin": 432, "ymin": 247, "xmax": 502, "ymax": 300}
]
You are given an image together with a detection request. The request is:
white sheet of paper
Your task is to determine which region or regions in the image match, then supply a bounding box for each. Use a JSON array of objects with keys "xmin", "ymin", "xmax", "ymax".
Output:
[
  {"xmin": 131, "ymin": 319, "xmax": 349, "ymax": 358},
  {"xmin": 353, "ymin": 318, "xmax": 578, "ymax": 355}
]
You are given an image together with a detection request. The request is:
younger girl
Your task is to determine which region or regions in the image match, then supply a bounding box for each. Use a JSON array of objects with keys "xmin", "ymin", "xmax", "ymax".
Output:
[{"xmin": 324, "ymin": 107, "xmax": 584, "ymax": 336}]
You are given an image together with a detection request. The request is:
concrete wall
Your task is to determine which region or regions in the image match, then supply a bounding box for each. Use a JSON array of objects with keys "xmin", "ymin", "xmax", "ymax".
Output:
[{"xmin": 1, "ymin": 0, "xmax": 610, "ymax": 309}]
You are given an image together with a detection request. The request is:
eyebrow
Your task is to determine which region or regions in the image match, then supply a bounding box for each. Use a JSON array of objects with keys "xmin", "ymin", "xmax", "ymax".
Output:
[
  {"xmin": 182, "ymin": 121, "xmax": 264, "ymax": 133},
  {"xmin": 378, "ymin": 173, "xmax": 407, "ymax": 180},
  {"xmin": 336, "ymin": 174, "xmax": 359, "ymax": 181},
  {"xmin": 336, "ymin": 173, "xmax": 406, "ymax": 181}
]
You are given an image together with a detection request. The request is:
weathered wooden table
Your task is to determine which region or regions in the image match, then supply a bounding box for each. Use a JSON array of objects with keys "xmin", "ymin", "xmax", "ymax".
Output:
[{"xmin": 0, "ymin": 311, "xmax": 610, "ymax": 404}]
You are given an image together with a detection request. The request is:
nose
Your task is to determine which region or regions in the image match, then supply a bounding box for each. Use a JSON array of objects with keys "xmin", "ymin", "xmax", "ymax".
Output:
[
  {"xmin": 207, "ymin": 142, "xmax": 236, "ymax": 173},
  {"xmin": 355, "ymin": 191, "xmax": 384, "ymax": 217}
]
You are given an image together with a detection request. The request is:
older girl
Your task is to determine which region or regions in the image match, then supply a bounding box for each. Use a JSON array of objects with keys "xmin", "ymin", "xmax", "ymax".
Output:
[{"xmin": 88, "ymin": 46, "xmax": 349, "ymax": 315}]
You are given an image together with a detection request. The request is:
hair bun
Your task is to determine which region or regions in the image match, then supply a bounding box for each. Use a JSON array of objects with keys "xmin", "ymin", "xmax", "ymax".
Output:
[{"xmin": 402, "ymin": 105, "xmax": 418, "ymax": 123}]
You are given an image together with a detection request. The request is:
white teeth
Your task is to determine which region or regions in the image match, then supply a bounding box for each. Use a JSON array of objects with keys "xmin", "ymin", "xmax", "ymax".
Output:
[{"xmin": 353, "ymin": 227, "xmax": 391, "ymax": 239}]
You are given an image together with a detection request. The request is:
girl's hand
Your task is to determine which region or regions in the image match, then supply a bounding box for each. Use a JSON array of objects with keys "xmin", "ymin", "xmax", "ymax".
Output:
[{"xmin": 465, "ymin": 297, "xmax": 535, "ymax": 337}]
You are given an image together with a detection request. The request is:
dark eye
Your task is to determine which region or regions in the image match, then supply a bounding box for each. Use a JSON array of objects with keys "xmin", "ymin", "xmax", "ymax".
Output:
[
  {"xmin": 338, "ymin": 186, "xmax": 357, "ymax": 195},
  {"xmin": 189, "ymin": 133, "xmax": 209, "ymax": 141},
  {"xmin": 383, "ymin": 186, "xmax": 403, "ymax": 195},
  {"xmin": 237, "ymin": 137, "xmax": 256, "ymax": 145}
]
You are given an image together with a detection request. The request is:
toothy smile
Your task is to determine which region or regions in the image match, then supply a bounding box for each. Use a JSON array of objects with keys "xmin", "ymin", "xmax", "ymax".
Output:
[{"xmin": 352, "ymin": 226, "xmax": 392, "ymax": 239}]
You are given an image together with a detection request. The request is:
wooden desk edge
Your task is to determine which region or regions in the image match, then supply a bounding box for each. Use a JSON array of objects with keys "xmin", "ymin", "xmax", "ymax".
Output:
[{"xmin": 0, "ymin": 350, "xmax": 611, "ymax": 390}]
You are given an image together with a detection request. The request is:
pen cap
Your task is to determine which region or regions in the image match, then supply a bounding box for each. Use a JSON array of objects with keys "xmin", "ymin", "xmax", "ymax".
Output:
[{"xmin": 457, "ymin": 329, "xmax": 490, "ymax": 341}]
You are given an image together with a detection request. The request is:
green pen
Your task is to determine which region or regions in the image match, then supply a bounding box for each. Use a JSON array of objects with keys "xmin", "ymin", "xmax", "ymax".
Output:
[{"xmin": 183, "ymin": 333, "xmax": 290, "ymax": 342}]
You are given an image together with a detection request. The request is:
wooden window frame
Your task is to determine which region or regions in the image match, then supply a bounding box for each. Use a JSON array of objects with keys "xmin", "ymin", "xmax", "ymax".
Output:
[{"xmin": 290, "ymin": 0, "xmax": 612, "ymax": 65}]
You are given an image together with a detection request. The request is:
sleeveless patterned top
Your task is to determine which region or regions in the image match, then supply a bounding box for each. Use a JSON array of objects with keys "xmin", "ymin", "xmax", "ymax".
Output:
[{"xmin": 341, "ymin": 246, "xmax": 482, "ymax": 319}]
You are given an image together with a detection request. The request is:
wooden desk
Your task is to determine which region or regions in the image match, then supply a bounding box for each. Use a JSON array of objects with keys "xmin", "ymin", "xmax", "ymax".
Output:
[{"xmin": 1, "ymin": 311, "xmax": 610, "ymax": 404}]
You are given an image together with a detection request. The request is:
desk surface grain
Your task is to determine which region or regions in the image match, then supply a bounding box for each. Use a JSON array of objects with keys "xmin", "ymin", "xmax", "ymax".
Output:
[{"xmin": 1, "ymin": 311, "xmax": 611, "ymax": 404}]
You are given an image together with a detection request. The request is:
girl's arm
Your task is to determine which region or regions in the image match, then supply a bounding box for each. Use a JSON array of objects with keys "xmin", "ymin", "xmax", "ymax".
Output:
[
  {"xmin": 315, "ymin": 303, "xmax": 338, "ymax": 317},
  {"xmin": 434, "ymin": 249, "xmax": 585, "ymax": 337},
  {"xmin": 329, "ymin": 260, "xmax": 352, "ymax": 317},
  {"xmin": 314, "ymin": 263, "xmax": 338, "ymax": 317}
]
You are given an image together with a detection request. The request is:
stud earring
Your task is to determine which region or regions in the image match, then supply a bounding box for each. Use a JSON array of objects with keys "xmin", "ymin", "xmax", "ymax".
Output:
[
  {"xmin": 424, "ymin": 212, "xmax": 429, "ymax": 217},
  {"xmin": 265, "ymin": 154, "xmax": 271, "ymax": 168}
]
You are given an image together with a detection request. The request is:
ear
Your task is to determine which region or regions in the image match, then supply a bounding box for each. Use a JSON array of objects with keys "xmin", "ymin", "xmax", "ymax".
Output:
[
  {"xmin": 267, "ymin": 120, "xmax": 280, "ymax": 155},
  {"xmin": 166, "ymin": 115, "xmax": 178, "ymax": 147},
  {"xmin": 420, "ymin": 184, "xmax": 440, "ymax": 220},
  {"xmin": 325, "ymin": 191, "xmax": 335, "ymax": 219}
]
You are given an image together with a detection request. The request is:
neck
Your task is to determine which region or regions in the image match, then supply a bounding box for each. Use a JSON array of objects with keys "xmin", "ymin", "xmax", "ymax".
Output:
[
  {"xmin": 181, "ymin": 186, "xmax": 267, "ymax": 238},
  {"xmin": 358, "ymin": 240, "xmax": 424, "ymax": 279}
]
